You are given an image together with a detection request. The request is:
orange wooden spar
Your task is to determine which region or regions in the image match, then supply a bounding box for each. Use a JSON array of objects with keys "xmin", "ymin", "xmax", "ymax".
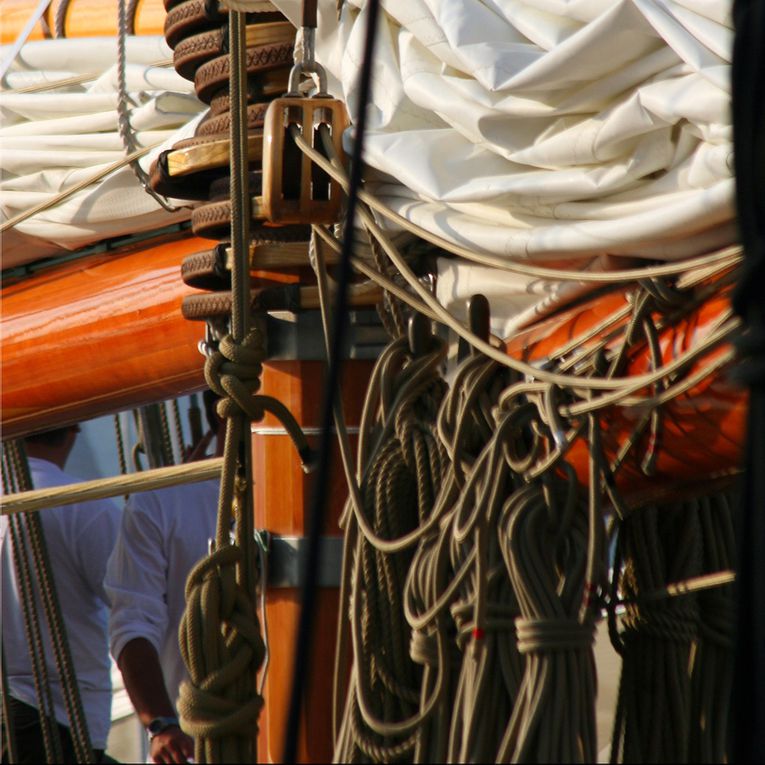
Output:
[
  {"xmin": 0, "ymin": 0, "xmax": 166, "ymax": 43},
  {"xmin": 1, "ymin": 234, "xmax": 211, "ymax": 438},
  {"xmin": 506, "ymin": 280, "xmax": 746, "ymax": 501},
  {"xmin": 252, "ymin": 360, "xmax": 373, "ymax": 764}
]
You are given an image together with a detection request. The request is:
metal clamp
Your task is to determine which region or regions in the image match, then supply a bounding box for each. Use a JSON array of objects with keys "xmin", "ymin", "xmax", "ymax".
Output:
[{"xmin": 257, "ymin": 531, "xmax": 344, "ymax": 588}]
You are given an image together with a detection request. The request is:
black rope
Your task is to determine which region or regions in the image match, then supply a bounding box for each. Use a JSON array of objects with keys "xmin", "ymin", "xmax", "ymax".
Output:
[
  {"xmin": 731, "ymin": 1, "xmax": 765, "ymax": 760},
  {"xmin": 282, "ymin": 1, "xmax": 382, "ymax": 761}
]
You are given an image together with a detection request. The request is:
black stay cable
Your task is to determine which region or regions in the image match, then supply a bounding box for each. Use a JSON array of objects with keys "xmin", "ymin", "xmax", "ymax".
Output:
[
  {"xmin": 730, "ymin": 0, "xmax": 765, "ymax": 760},
  {"xmin": 282, "ymin": 2, "xmax": 382, "ymax": 761}
]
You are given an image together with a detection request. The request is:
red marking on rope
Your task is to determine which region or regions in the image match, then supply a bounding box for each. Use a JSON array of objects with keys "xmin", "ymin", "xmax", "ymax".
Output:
[
  {"xmin": 473, "ymin": 628, "xmax": 485, "ymax": 641},
  {"xmin": 583, "ymin": 581, "xmax": 597, "ymax": 608}
]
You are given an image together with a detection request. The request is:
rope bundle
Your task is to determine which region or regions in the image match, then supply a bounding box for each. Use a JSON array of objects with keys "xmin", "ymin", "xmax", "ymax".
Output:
[
  {"xmin": 608, "ymin": 488, "xmax": 737, "ymax": 764},
  {"xmin": 335, "ymin": 331, "xmax": 450, "ymax": 762},
  {"xmin": 498, "ymin": 478, "xmax": 596, "ymax": 763},
  {"xmin": 609, "ymin": 502, "xmax": 703, "ymax": 763},
  {"xmin": 1, "ymin": 441, "xmax": 94, "ymax": 764}
]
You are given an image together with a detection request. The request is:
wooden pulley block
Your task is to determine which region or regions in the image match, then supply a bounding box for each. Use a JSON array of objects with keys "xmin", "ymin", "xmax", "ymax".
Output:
[{"xmin": 262, "ymin": 96, "xmax": 348, "ymax": 224}]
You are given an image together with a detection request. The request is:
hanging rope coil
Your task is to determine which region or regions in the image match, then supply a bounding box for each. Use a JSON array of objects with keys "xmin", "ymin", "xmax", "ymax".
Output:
[
  {"xmin": 609, "ymin": 502, "xmax": 703, "ymax": 764},
  {"xmin": 335, "ymin": 329, "xmax": 450, "ymax": 763},
  {"xmin": 177, "ymin": 543, "xmax": 265, "ymax": 743}
]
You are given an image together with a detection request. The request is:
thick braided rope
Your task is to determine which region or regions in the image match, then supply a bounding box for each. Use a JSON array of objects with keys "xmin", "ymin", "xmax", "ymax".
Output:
[
  {"xmin": 2, "ymin": 441, "xmax": 93, "ymax": 762},
  {"xmin": 179, "ymin": 326, "xmax": 311, "ymax": 762},
  {"xmin": 178, "ymin": 329, "xmax": 268, "ymax": 763},
  {"xmin": 2, "ymin": 446, "xmax": 62, "ymax": 763}
]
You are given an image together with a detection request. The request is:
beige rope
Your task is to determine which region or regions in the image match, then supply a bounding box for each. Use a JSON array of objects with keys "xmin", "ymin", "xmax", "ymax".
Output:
[
  {"xmin": 298, "ymin": 126, "xmax": 743, "ymax": 283},
  {"xmin": 303, "ymin": 151, "xmax": 741, "ymax": 399},
  {"xmin": 3, "ymin": 59, "xmax": 173, "ymax": 94},
  {"xmin": 2, "ymin": 441, "xmax": 94, "ymax": 762}
]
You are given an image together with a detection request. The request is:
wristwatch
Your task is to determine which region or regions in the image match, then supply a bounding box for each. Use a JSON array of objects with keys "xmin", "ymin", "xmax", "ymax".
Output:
[{"xmin": 147, "ymin": 716, "xmax": 180, "ymax": 739}]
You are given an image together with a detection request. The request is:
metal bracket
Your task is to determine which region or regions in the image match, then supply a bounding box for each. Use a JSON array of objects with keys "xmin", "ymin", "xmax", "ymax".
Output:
[
  {"xmin": 265, "ymin": 308, "xmax": 388, "ymax": 360},
  {"xmin": 258, "ymin": 532, "xmax": 344, "ymax": 588}
]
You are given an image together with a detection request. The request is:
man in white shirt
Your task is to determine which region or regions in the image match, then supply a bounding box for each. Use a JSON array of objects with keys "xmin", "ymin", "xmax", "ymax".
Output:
[
  {"xmin": 105, "ymin": 396, "xmax": 221, "ymax": 765},
  {"xmin": 1, "ymin": 425, "xmax": 121, "ymax": 764}
]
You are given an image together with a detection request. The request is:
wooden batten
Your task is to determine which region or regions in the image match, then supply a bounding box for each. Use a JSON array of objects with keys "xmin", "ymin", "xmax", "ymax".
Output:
[
  {"xmin": 1, "ymin": 235, "xmax": 210, "ymax": 438},
  {"xmin": 252, "ymin": 360, "xmax": 373, "ymax": 764}
]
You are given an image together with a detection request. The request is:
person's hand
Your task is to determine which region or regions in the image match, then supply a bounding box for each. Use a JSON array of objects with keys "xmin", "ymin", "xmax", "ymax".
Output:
[{"xmin": 149, "ymin": 726, "xmax": 194, "ymax": 764}]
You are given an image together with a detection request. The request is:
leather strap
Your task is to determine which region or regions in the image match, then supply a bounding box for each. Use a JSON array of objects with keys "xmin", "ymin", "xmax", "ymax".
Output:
[
  {"xmin": 208, "ymin": 69, "xmax": 288, "ymax": 114},
  {"xmin": 194, "ymin": 41, "xmax": 293, "ymax": 102},
  {"xmin": 173, "ymin": 21, "xmax": 294, "ymax": 80},
  {"xmin": 164, "ymin": 0, "xmax": 226, "ymax": 50},
  {"xmin": 197, "ymin": 102, "xmax": 269, "ymax": 136}
]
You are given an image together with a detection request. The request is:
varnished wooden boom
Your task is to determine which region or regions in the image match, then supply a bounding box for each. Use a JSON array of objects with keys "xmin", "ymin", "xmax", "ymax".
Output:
[
  {"xmin": 0, "ymin": 0, "xmax": 166, "ymax": 43},
  {"xmin": 1, "ymin": 236, "xmax": 209, "ymax": 438}
]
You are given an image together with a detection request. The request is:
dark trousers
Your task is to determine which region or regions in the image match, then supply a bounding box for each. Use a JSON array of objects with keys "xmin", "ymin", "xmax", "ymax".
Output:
[{"xmin": 1, "ymin": 696, "xmax": 106, "ymax": 764}]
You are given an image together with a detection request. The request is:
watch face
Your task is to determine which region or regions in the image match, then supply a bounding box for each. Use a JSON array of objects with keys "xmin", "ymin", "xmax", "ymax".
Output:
[
  {"xmin": 148, "ymin": 717, "xmax": 178, "ymax": 736},
  {"xmin": 148, "ymin": 719, "xmax": 164, "ymax": 735}
]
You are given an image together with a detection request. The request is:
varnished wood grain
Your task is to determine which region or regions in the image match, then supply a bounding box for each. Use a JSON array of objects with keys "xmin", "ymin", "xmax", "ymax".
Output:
[
  {"xmin": 253, "ymin": 360, "xmax": 373, "ymax": 763},
  {"xmin": 1, "ymin": 235, "xmax": 210, "ymax": 437}
]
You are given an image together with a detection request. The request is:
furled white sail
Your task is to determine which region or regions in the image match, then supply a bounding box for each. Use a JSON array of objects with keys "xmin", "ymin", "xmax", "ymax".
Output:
[
  {"xmin": 266, "ymin": 0, "xmax": 735, "ymax": 334},
  {"xmin": 0, "ymin": 36, "xmax": 203, "ymax": 268},
  {"xmin": 1, "ymin": 1, "xmax": 734, "ymax": 334}
]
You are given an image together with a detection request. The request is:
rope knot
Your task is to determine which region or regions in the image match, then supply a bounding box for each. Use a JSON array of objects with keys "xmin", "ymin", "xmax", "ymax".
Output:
[
  {"xmin": 178, "ymin": 543, "xmax": 266, "ymax": 743},
  {"xmin": 204, "ymin": 329, "xmax": 268, "ymax": 421}
]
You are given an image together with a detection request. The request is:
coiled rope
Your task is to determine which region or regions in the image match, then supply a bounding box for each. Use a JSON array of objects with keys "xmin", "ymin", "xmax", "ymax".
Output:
[{"xmin": 334, "ymin": 328, "xmax": 449, "ymax": 763}]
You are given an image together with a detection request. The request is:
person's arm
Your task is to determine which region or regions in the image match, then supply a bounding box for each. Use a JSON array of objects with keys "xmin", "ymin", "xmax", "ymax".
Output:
[
  {"xmin": 104, "ymin": 495, "xmax": 192, "ymax": 764},
  {"xmin": 117, "ymin": 638, "xmax": 194, "ymax": 764}
]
